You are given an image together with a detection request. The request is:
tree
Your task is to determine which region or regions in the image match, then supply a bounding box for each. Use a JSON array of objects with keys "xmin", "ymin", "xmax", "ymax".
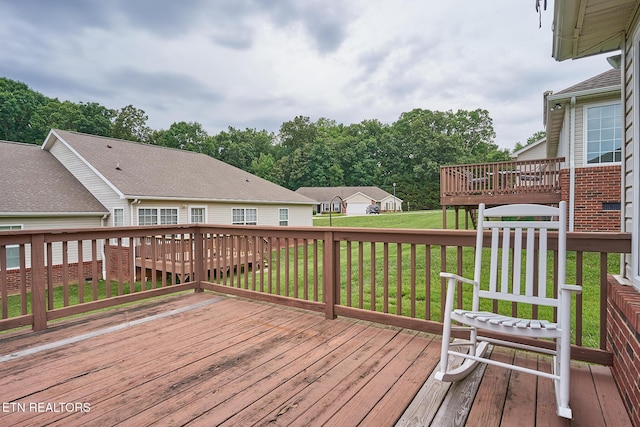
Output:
[
  {"xmin": 0, "ymin": 78, "xmax": 47, "ymax": 143},
  {"xmin": 152, "ymin": 121, "xmax": 210, "ymax": 153},
  {"xmin": 514, "ymin": 130, "xmax": 546, "ymax": 152},
  {"xmin": 111, "ymin": 105, "xmax": 151, "ymax": 142},
  {"xmin": 213, "ymin": 127, "xmax": 275, "ymax": 172}
]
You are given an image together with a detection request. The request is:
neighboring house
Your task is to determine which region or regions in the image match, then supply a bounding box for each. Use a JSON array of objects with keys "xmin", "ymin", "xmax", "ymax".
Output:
[
  {"xmin": 0, "ymin": 130, "xmax": 314, "ymax": 286},
  {"xmin": 295, "ymin": 186, "xmax": 403, "ymax": 215},
  {"xmin": 0, "ymin": 140, "xmax": 109, "ymax": 281},
  {"xmin": 512, "ymin": 69, "xmax": 622, "ymax": 232},
  {"xmin": 552, "ymin": 1, "xmax": 639, "ymax": 424},
  {"xmin": 42, "ymin": 129, "xmax": 315, "ymax": 228}
]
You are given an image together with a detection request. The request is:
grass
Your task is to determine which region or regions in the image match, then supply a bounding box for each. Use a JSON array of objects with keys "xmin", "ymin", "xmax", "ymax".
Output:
[
  {"xmin": 308, "ymin": 210, "xmax": 616, "ymax": 348},
  {"xmin": 313, "ymin": 210, "xmax": 460, "ymax": 229},
  {"xmin": 2, "ymin": 210, "xmax": 617, "ymax": 349}
]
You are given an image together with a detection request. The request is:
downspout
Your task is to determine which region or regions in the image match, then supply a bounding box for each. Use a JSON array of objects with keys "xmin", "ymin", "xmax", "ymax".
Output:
[
  {"xmin": 569, "ymin": 96, "xmax": 576, "ymax": 232},
  {"xmin": 129, "ymin": 199, "xmax": 140, "ymax": 282},
  {"xmin": 101, "ymin": 214, "xmax": 108, "ymax": 279}
]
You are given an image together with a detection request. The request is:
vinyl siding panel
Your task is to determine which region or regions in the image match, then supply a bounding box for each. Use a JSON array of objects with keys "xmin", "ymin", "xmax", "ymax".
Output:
[
  {"xmin": 624, "ymin": 27, "xmax": 635, "ymax": 280},
  {"xmin": 48, "ymin": 139, "xmax": 126, "ymax": 222},
  {"xmin": 0, "ymin": 216, "xmax": 104, "ymax": 268},
  {"xmin": 133, "ymin": 201, "xmax": 312, "ymax": 227},
  {"xmin": 515, "ymin": 141, "xmax": 547, "ymax": 161}
]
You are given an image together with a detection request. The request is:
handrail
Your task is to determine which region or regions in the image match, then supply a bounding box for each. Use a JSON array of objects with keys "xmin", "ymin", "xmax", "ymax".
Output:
[
  {"xmin": 0, "ymin": 224, "xmax": 630, "ymax": 365},
  {"xmin": 440, "ymin": 157, "xmax": 565, "ymax": 201}
]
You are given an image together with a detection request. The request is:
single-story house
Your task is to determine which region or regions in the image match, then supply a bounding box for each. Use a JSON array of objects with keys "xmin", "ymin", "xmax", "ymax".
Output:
[
  {"xmin": 512, "ymin": 69, "xmax": 622, "ymax": 232},
  {"xmin": 295, "ymin": 186, "xmax": 403, "ymax": 215},
  {"xmin": 41, "ymin": 129, "xmax": 315, "ymax": 227},
  {"xmin": 0, "ymin": 140, "xmax": 109, "ymax": 270},
  {"xmin": 0, "ymin": 130, "xmax": 315, "ymax": 283}
]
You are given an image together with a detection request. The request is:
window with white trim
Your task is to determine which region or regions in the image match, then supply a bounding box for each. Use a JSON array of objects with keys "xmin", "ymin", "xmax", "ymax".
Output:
[
  {"xmin": 138, "ymin": 208, "xmax": 158, "ymax": 225},
  {"xmin": 279, "ymin": 208, "xmax": 289, "ymax": 226},
  {"xmin": 0, "ymin": 225, "xmax": 22, "ymax": 269},
  {"xmin": 232, "ymin": 208, "xmax": 257, "ymax": 225},
  {"xmin": 138, "ymin": 208, "xmax": 178, "ymax": 225},
  {"xmin": 191, "ymin": 207, "xmax": 206, "ymax": 223},
  {"xmin": 160, "ymin": 208, "xmax": 178, "ymax": 224},
  {"xmin": 585, "ymin": 102, "xmax": 622, "ymax": 164},
  {"xmin": 113, "ymin": 208, "xmax": 124, "ymax": 226}
]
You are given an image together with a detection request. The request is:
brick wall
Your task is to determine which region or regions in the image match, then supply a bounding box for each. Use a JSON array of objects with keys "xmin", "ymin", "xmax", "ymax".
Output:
[
  {"xmin": 560, "ymin": 165, "xmax": 621, "ymax": 232},
  {"xmin": 2, "ymin": 243, "xmax": 132, "ymax": 294},
  {"xmin": 3, "ymin": 261, "xmax": 103, "ymax": 294},
  {"xmin": 607, "ymin": 276, "xmax": 640, "ymax": 427}
]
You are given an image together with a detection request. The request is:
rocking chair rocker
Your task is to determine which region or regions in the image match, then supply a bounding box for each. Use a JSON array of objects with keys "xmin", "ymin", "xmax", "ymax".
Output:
[{"xmin": 435, "ymin": 201, "xmax": 580, "ymax": 419}]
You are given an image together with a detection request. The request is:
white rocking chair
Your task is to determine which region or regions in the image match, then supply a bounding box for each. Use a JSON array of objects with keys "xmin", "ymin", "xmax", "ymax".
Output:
[{"xmin": 435, "ymin": 202, "xmax": 580, "ymax": 419}]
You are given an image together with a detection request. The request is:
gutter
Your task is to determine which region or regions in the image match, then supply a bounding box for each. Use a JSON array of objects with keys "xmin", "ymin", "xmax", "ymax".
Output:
[
  {"xmin": 546, "ymin": 85, "xmax": 620, "ymax": 103},
  {"xmin": 120, "ymin": 195, "xmax": 316, "ymax": 205},
  {"xmin": 569, "ymin": 96, "xmax": 576, "ymax": 232},
  {"xmin": 0, "ymin": 212, "xmax": 110, "ymax": 217}
]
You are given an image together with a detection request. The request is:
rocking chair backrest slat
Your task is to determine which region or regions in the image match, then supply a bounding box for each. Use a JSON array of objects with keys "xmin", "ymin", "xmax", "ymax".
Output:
[
  {"xmin": 526, "ymin": 227, "xmax": 535, "ymax": 297},
  {"xmin": 538, "ymin": 228, "xmax": 548, "ymax": 298},
  {"xmin": 512, "ymin": 227, "xmax": 522, "ymax": 295},
  {"xmin": 475, "ymin": 202, "xmax": 566, "ymax": 307}
]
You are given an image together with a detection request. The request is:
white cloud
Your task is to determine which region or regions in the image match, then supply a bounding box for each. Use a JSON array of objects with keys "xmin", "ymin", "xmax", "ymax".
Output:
[{"xmin": 0, "ymin": 1, "xmax": 614, "ymax": 149}]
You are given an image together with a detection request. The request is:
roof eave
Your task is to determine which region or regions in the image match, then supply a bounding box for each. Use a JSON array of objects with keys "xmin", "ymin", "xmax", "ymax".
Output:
[
  {"xmin": 122, "ymin": 195, "xmax": 316, "ymax": 205},
  {"xmin": 0, "ymin": 212, "xmax": 110, "ymax": 217}
]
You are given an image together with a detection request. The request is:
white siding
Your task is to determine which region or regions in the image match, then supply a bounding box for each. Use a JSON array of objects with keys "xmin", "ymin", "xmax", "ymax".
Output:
[
  {"xmin": 208, "ymin": 202, "xmax": 311, "ymax": 226},
  {"xmin": 0, "ymin": 216, "xmax": 104, "ymax": 268},
  {"xmin": 48, "ymin": 139, "xmax": 128, "ymax": 224},
  {"xmin": 133, "ymin": 201, "xmax": 313, "ymax": 227},
  {"xmin": 626, "ymin": 23, "xmax": 638, "ymax": 285},
  {"xmin": 515, "ymin": 141, "xmax": 548, "ymax": 161}
]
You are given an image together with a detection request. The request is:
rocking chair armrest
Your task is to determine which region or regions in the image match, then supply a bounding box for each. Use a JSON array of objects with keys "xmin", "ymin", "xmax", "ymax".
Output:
[
  {"xmin": 440, "ymin": 272, "xmax": 478, "ymax": 287},
  {"xmin": 560, "ymin": 284, "xmax": 582, "ymax": 294}
]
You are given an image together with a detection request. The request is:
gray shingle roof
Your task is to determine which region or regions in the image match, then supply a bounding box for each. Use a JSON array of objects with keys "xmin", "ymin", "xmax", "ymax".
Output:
[
  {"xmin": 0, "ymin": 141, "xmax": 108, "ymax": 214},
  {"xmin": 295, "ymin": 186, "xmax": 397, "ymax": 203},
  {"xmin": 48, "ymin": 130, "xmax": 314, "ymax": 204},
  {"xmin": 556, "ymin": 69, "xmax": 621, "ymax": 95}
]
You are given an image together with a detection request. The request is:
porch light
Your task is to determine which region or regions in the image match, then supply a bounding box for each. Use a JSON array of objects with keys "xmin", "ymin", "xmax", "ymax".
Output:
[{"xmin": 606, "ymin": 54, "xmax": 621, "ymax": 70}]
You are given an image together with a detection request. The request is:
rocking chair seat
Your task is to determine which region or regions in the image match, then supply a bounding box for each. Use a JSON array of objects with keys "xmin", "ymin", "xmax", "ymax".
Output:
[{"xmin": 451, "ymin": 310, "xmax": 560, "ymax": 339}]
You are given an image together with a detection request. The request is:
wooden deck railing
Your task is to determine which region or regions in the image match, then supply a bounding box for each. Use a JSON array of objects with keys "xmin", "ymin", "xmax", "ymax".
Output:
[
  {"xmin": 0, "ymin": 224, "xmax": 630, "ymax": 365},
  {"xmin": 440, "ymin": 157, "xmax": 565, "ymax": 205}
]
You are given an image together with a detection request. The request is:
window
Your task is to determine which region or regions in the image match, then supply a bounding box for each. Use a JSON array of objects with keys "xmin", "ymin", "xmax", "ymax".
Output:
[
  {"xmin": 138, "ymin": 208, "xmax": 178, "ymax": 225},
  {"xmin": 232, "ymin": 208, "xmax": 257, "ymax": 225},
  {"xmin": 160, "ymin": 208, "xmax": 178, "ymax": 225},
  {"xmin": 191, "ymin": 207, "xmax": 205, "ymax": 224},
  {"xmin": 113, "ymin": 208, "xmax": 124, "ymax": 226},
  {"xmin": 279, "ymin": 208, "xmax": 289, "ymax": 226},
  {"xmin": 138, "ymin": 208, "xmax": 158, "ymax": 226},
  {"xmin": 585, "ymin": 102, "xmax": 622, "ymax": 164},
  {"xmin": 0, "ymin": 225, "xmax": 22, "ymax": 270}
]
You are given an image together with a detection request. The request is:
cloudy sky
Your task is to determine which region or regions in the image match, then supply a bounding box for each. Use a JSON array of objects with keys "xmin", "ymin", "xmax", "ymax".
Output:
[{"xmin": 0, "ymin": 1, "xmax": 613, "ymax": 150}]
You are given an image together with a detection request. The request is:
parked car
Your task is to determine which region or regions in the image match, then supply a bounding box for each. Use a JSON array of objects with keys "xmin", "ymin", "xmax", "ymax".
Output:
[{"xmin": 366, "ymin": 204, "xmax": 380, "ymax": 214}]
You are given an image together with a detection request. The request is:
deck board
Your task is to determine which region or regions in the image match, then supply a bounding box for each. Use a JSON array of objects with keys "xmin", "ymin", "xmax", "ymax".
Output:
[{"xmin": 0, "ymin": 292, "xmax": 633, "ymax": 426}]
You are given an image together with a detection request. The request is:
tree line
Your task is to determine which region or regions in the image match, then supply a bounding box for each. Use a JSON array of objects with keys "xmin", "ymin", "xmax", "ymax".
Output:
[{"xmin": 1, "ymin": 77, "xmax": 518, "ymax": 209}]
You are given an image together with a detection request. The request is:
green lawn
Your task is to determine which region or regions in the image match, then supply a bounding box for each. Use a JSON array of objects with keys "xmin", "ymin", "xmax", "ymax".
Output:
[
  {"xmin": 313, "ymin": 210, "xmax": 461, "ymax": 229},
  {"xmin": 309, "ymin": 209, "xmax": 616, "ymax": 348}
]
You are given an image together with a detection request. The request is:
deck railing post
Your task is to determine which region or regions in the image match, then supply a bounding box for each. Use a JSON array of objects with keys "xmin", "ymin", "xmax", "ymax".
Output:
[
  {"xmin": 31, "ymin": 233, "xmax": 47, "ymax": 331},
  {"xmin": 194, "ymin": 227, "xmax": 204, "ymax": 292},
  {"xmin": 323, "ymin": 231, "xmax": 337, "ymax": 319}
]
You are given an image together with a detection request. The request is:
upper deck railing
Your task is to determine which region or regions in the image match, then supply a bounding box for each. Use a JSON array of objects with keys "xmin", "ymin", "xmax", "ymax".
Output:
[
  {"xmin": 0, "ymin": 223, "xmax": 630, "ymax": 366},
  {"xmin": 440, "ymin": 157, "xmax": 565, "ymax": 206}
]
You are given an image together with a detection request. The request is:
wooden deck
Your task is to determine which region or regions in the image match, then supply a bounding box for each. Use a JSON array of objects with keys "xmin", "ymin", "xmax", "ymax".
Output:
[{"xmin": 0, "ymin": 293, "xmax": 632, "ymax": 426}]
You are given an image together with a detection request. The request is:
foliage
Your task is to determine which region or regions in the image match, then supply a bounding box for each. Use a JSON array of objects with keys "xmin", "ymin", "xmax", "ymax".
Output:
[
  {"xmin": 1, "ymin": 76, "xmax": 516, "ymax": 208},
  {"xmin": 513, "ymin": 130, "xmax": 546, "ymax": 153}
]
